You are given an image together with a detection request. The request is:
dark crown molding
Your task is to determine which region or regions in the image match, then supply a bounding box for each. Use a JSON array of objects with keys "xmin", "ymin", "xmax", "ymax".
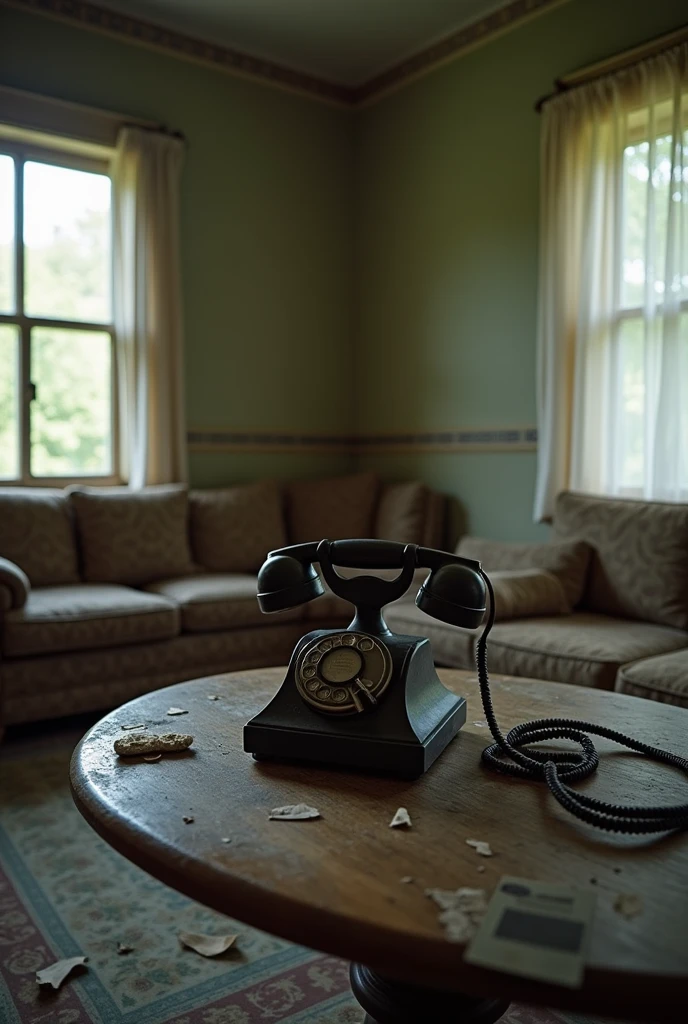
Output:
[{"xmin": 3, "ymin": 0, "xmax": 567, "ymax": 106}]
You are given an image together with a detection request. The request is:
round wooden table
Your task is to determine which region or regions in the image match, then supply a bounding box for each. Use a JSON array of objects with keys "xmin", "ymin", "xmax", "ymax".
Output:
[{"xmin": 70, "ymin": 668, "xmax": 688, "ymax": 1022}]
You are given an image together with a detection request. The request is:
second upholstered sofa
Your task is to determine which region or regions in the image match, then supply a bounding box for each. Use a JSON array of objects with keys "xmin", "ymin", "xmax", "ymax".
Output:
[
  {"xmin": 385, "ymin": 491, "xmax": 688, "ymax": 708},
  {"xmin": 0, "ymin": 473, "xmax": 444, "ymax": 727}
]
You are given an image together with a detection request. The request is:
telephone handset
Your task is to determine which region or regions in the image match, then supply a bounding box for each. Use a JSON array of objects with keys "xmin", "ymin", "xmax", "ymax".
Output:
[
  {"xmin": 244, "ymin": 538, "xmax": 487, "ymax": 778},
  {"xmin": 245, "ymin": 537, "xmax": 688, "ymax": 834}
]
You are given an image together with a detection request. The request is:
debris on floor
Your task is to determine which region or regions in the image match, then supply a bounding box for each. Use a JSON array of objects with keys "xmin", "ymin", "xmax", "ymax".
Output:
[
  {"xmin": 221, "ymin": 837, "xmax": 232, "ymax": 844},
  {"xmin": 36, "ymin": 956, "xmax": 88, "ymax": 989},
  {"xmin": 207, "ymin": 695, "xmax": 220, "ymax": 701},
  {"xmin": 167, "ymin": 707, "xmax": 189, "ymax": 716},
  {"xmin": 614, "ymin": 893, "xmax": 643, "ymax": 919},
  {"xmin": 114, "ymin": 732, "xmax": 194, "ymax": 756},
  {"xmin": 121, "ymin": 723, "xmax": 146, "ymax": 731},
  {"xmin": 390, "ymin": 807, "xmax": 412, "ymax": 828},
  {"xmin": 269, "ymin": 804, "xmax": 320, "ymax": 820},
  {"xmin": 465, "ymin": 838, "xmax": 493, "ymax": 857},
  {"xmin": 183, "ymin": 815, "xmax": 195, "ymax": 824},
  {"xmin": 400, "ymin": 876, "xmax": 414, "ymax": 884},
  {"xmin": 117, "ymin": 944, "xmax": 134, "ymax": 955},
  {"xmin": 426, "ymin": 887, "xmax": 488, "ymax": 942},
  {"xmin": 178, "ymin": 932, "xmax": 238, "ymax": 957},
  {"xmin": 143, "ymin": 754, "xmax": 162, "ymax": 762}
]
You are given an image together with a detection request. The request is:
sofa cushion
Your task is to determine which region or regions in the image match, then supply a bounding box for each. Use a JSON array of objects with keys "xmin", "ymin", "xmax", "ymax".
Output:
[
  {"xmin": 189, "ymin": 481, "xmax": 286, "ymax": 573},
  {"xmin": 2, "ymin": 584, "xmax": 179, "ymax": 658},
  {"xmin": 146, "ymin": 574, "xmax": 301, "ymax": 632},
  {"xmin": 553, "ymin": 491, "xmax": 688, "ymax": 630},
  {"xmin": 490, "ymin": 570, "xmax": 570, "ymax": 621},
  {"xmin": 69, "ymin": 484, "xmax": 194, "ymax": 586},
  {"xmin": 0, "ymin": 488, "xmax": 79, "ymax": 586},
  {"xmin": 615, "ymin": 650, "xmax": 688, "ymax": 709},
  {"xmin": 287, "ymin": 472, "xmax": 379, "ymax": 544},
  {"xmin": 375, "ymin": 482, "xmax": 430, "ymax": 544},
  {"xmin": 456, "ymin": 536, "xmax": 591, "ymax": 607},
  {"xmin": 484, "ymin": 613, "xmax": 688, "ymax": 690}
]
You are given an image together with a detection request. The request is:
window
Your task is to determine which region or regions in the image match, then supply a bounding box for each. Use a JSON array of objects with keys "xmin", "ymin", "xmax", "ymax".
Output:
[
  {"xmin": 613, "ymin": 100, "xmax": 688, "ymax": 497},
  {"xmin": 0, "ymin": 143, "xmax": 117, "ymax": 484}
]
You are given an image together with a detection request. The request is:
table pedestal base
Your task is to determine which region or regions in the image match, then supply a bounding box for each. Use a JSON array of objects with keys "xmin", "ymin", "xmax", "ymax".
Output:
[{"xmin": 350, "ymin": 964, "xmax": 509, "ymax": 1024}]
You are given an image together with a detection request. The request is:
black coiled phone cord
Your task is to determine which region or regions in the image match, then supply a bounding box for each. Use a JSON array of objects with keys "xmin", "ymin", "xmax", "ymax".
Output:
[{"xmin": 476, "ymin": 571, "xmax": 688, "ymax": 834}]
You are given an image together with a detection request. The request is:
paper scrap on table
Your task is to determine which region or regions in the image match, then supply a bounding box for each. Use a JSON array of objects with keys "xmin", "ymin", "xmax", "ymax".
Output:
[
  {"xmin": 114, "ymin": 732, "xmax": 193, "ymax": 756},
  {"xmin": 36, "ymin": 956, "xmax": 88, "ymax": 989},
  {"xmin": 466, "ymin": 838, "xmax": 493, "ymax": 857},
  {"xmin": 390, "ymin": 807, "xmax": 412, "ymax": 828},
  {"xmin": 269, "ymin": 803, "xmax": 320, "ymax": 820},
  {"xmin": 614, "ymin": 893, "xmax": 643, "ymax": 919},
  {"xmin": 178, "ymin": 932, "xmax": 238, "ymax": 957},
  {"xmin": 121, "ymin": 723, "xmax": 146, "ymax": 731},
  {"xmin": 426, "ymin": 887, "xmax": 487, "ymax": 942},
  {"xmin": 167, "ymin": 707, "xmax": 188, "ymax": 716}
]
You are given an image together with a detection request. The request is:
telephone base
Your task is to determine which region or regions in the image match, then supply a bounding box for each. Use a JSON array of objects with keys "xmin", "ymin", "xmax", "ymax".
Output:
[{"xmin": 244, "ymin": 631, "xmax": 466, "ymax": 779}]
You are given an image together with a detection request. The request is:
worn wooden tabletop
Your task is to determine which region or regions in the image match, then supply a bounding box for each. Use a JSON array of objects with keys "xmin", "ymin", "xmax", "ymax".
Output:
[{"xmin": 70, "ymin": 668, "xmax": 688, "ymax": 1020}]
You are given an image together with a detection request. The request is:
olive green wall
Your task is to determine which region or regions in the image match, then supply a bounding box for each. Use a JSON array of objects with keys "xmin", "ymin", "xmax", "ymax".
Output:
[
  {"xmin": 355, "ymin": 0, "xmax": 688, "ymax": 541},
  {"xmin": 0, "ymin": 5, "xmax": 356, "ymax": 486}
]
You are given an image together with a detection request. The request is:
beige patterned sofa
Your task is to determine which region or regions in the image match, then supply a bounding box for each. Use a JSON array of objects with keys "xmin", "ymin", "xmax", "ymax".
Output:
[
  {"xmin": 385, "ymin": 491, "xmax": 688, "ymax": 708},
  {"xmin": 0, "ymin": 474, "xmax": 444, "ymax": 728}
]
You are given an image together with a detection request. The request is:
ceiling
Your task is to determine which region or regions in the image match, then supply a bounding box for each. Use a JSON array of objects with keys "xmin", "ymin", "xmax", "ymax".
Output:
[{"xmin": 95, "ymin": 0, "xmax": 512, "ymax": 87}]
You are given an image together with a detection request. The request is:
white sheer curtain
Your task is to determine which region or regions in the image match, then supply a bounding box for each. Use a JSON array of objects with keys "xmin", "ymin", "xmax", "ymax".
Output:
[
  {"xmin": 534, "ymin": 44, "xmax": 688, "ymax": 520},
  {"xmin": 112, "ymin": 126, "xmax": 187, "ymax": 489}
]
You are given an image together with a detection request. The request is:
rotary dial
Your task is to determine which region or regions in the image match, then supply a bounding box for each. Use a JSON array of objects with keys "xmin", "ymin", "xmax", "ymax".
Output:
[{"xmin": 295, "ymin": 632, "xmax": 393, "ymax": 715}]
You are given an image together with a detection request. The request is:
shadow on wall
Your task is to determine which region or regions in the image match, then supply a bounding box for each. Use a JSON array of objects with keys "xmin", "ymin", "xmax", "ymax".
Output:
[{"xmin": 445, "ymin": 496, "xmax": 468, "ymax": 551}]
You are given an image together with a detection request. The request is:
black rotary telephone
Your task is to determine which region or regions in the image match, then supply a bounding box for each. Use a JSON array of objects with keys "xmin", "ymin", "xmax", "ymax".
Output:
[{"xmin": 245, "ymin": 538, "xmax": 688, "ymax": 834}]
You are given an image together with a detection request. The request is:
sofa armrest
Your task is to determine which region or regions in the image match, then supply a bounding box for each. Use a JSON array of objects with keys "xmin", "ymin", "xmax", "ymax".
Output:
[{"xmin": 0, "ymin": 557, "xmax": 30, "ymax": 611}]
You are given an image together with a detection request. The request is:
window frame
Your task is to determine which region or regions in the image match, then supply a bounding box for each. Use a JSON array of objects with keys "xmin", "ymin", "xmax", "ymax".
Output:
[{"xmin": 0, "ymin": 138, "xmax": 120, "ymax": 486}]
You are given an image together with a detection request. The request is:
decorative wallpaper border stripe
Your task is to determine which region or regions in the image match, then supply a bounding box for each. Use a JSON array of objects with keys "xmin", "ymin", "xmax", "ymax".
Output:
[
  {"xmin": 3, "ymin": 0, "xmax": 567, "ymax": 107},
  {"xmin": 187, "ymin": 428, "xmax": 538, "ymax": 456}
]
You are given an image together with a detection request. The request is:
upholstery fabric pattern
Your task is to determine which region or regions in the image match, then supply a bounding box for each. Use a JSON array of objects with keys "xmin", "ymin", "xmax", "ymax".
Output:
[
  {"xmin": 616, "ymin": 650, "xmax": 688, "ymax": 708},
  {"xmin": 490, "ymin": 570, "xmax": 570, "ymax": 620},
  {"xmin": 456, "ymin": 535, "xmax": 591, "ymax": 607},
  {"xmin": 189, "ymin": 481, "xmax": 286, "ymax": 572},
  {"xmin": 375, "ymin": 481, "xmax": 430, "ymax": 544},
  {"xmin": 287, "ymin": 472, "xmax": 379, "ymax": 544},
  {"xmin": 0, "ymin": 488, "xmax": 79, "ymax": 586},
  {"xmin": 485, "ymin": 614, "xmax": 688, "ymax": 690},
  {"xmin": 2, "ymin": 584, "xmax": 179, "ymax": 658},
  {"xmin": 146, "ymin": 573, "xmax": 301, "ymax": 631},
  {"xmin": 69, "ymin": 484, "xmax": 194, "ymax": 585},
  {"xmin": 2, "ymin": 622, "xmax": 307, "ymax": 724},
  {"xmin": 0, "ymin": 556, "xmax": 30, "ymax": 609},
  {"xmin": 553, "ymin": 491, "xmax": 688, "ymax": 630}
]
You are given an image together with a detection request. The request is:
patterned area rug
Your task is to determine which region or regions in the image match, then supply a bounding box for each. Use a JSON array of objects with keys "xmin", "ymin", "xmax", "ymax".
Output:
[{"xmin": 1, "ymin": 726, "xmax": 615, "ymax": 1024}]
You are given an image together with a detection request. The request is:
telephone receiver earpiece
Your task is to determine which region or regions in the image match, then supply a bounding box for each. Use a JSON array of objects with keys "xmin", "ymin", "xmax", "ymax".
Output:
[{"xmin": 257, "ymin": 539, "xmax": 487, "ymax": 632}]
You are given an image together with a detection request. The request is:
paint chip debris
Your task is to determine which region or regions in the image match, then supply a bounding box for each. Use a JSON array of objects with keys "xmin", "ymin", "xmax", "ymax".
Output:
[
  {"xmin": 221, "ymin": 837, "xmax": 232, "ymax": 844},
  {"xmin": 614, "ymin": 893, "xmax": 643, "ymax": 919},
  {"xmin": 390, "ymin": 807, "xmax": 412, "ymax": 828},
  {"xmin": 167, "ymin": 707, "xmax": 188, "ymax": 716},
  {"xmin": 400, "ymin": 876, "xmax": 413, "ymax": 884},
  {"xmin": 269, "ymin": 803, "xmax": 320, "ymax": 820},
  {"xmin": 178, "ymin": 932, "xmax": 237, "ymax": 957},
  {"xmin": 114, "ymin": 732, "xmax": 193, "ymax": 756},
  {"xmin": 36, "ymin": 956, "xmax": 88, "ymax": 989},
  {"xmin": 121, "ymin": 723, "xmax": 146, "ymax": 731},
  {"xmin": 117, "ymin": 944, "xmax": 133, "ymax": 955},
  {"xmin": 426, "ymin": 887, "xmax": 488, "ymax": 942},
  {"xmin": 183, "ymin": 816, "xmax": 194, "ymax": 824},
  {"xmin": 207, "ymin": 695, "xmax": 220, "ymax": 701},
  {"xmin": 466, "ymin": 838, "xmax": 493, "ymax": 857}
]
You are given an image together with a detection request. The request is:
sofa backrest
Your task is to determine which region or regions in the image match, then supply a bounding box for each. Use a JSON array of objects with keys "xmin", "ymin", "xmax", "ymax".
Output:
[
  {"xmin": 553, "ymin": 491, "xmax": 688, "ymax": 631},
  {"xmin": 0, "ymin": 488, "xmax": 80, "ymax": 587}
]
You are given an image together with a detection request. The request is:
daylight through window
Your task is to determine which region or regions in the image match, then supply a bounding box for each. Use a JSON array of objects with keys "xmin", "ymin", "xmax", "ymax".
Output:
[{"xmin": 0, "ymin": 147, "xmax": 116, "ymax": 483}]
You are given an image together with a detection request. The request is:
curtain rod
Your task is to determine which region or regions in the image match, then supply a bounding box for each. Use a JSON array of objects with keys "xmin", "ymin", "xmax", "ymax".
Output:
[
  {"xmin": 0, "ymin": 84, "xmax": 185, "ymax": 145},
  {"xmin": 535, "ymin": 22, "xmax": 688, "ymax": 112}
]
